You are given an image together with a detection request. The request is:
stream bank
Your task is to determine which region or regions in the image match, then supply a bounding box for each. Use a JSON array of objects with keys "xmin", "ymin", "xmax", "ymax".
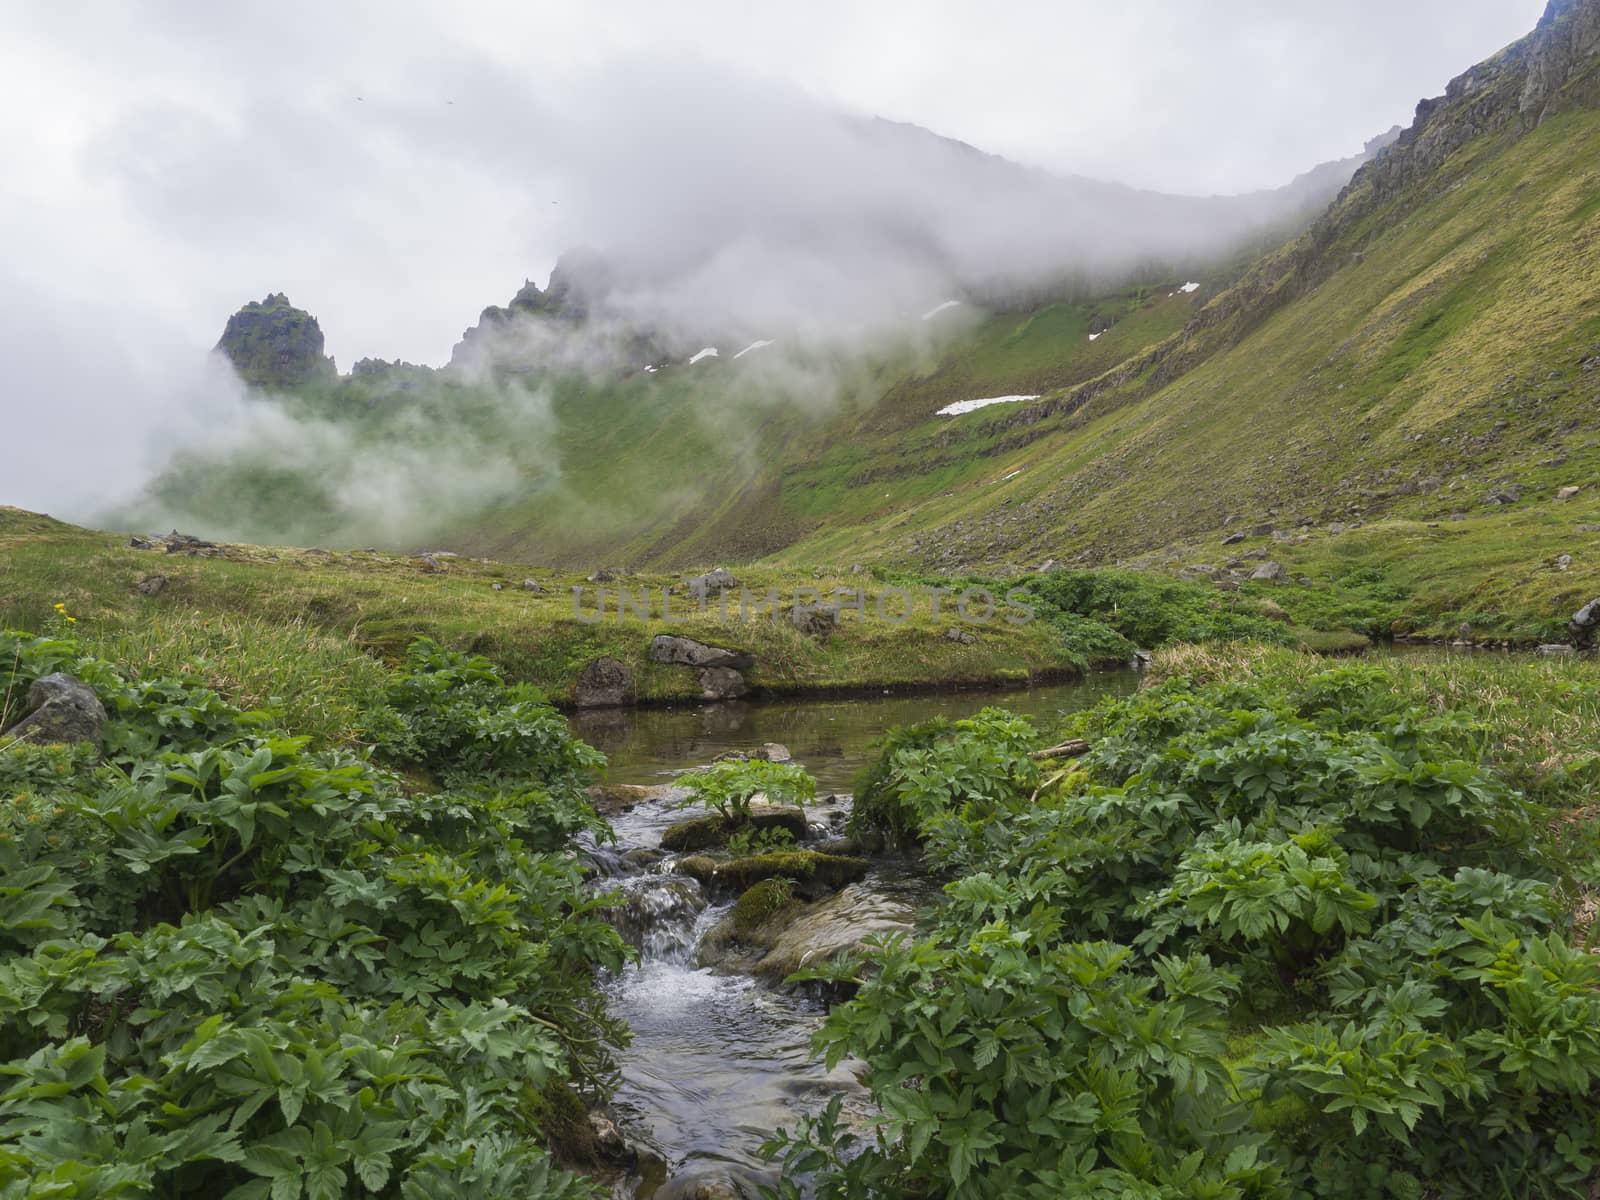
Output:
[{"xmin": 575, "ymin": 676, "xmax": 1139, "ymax": 1196}]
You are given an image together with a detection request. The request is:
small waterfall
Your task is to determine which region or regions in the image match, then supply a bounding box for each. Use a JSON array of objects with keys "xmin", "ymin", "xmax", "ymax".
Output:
[{"xmin": 607, "ymin": 873, "xmax": 709, "ymax": 961}]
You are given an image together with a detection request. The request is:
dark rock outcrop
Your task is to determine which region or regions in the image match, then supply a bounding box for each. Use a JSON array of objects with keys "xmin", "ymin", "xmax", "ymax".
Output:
[
  {"xmin": 215, "ymin": 293, "xmax": 336, "ymax": 387},
  {"xmin": 698, "ymin": 667, "xmax": 749, "ymax": 701},
  {"xmin": 574, "ymin": 657, "xmax": 633, "ymax": 708},
  {"xmin": 648, "ymin": 635, "xmax": 754, "ymax": 670}
]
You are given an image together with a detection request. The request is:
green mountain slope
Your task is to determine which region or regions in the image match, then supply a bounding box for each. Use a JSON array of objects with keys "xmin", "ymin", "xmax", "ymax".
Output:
[
  {"xmin": 473, "ymin": 2, "xmax": 1600, "ymax": 576},
  {"xmin": 116, "ymin": 0, "xmax": 1600, "ymax": 644}
]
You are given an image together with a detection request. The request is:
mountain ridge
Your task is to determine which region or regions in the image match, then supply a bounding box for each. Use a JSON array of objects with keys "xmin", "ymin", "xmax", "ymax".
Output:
[{"xmin": 146, "ymin": 0, "xmax": 1600, "ymax": 651}]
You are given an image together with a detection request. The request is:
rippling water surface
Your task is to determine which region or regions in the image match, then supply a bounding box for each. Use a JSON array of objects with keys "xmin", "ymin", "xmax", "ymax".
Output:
[{"xmin": 582, "ymin": 674, "xmax": 1139, "ymax": 1187}]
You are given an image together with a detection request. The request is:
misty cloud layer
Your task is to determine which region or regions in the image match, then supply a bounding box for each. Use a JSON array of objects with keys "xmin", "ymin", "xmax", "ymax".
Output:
[{"xmin": 2, "ymin": 0, "xmax": 1547, "ymax": 532}]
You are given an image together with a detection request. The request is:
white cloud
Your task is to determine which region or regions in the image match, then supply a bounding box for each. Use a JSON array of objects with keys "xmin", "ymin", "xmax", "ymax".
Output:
[{"xmin": 0, "ymin": 0, "xmax": 1550, "ymax": 522}]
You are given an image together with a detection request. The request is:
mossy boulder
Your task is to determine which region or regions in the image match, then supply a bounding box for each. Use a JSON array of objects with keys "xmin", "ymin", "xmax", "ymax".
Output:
[
  {"xmin": 659, "ymin": 805, "xmax": 809, "ymax": 852},
  {"xmin": 673, "ymin": 850, "xmax": 868, "ymax": 898},
  {"xmin": 696, "ymin": 879, "xmax": 805, "ymax": 971},
  {"xmin": 732, "ymin": 878, "xmax": 800, "ymax": 937}
]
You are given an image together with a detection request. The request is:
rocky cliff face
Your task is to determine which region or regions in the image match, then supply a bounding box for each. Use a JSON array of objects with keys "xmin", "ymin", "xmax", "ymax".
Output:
[
  {"xmin": 446, "ymin": 250, "xmax": 665, "ymax": 374},
  {"xmin": 215, "ymin": 293, "xmax": 336, "ymax": 388},
  {"xmin": 1355, "ymin": 0, "xmax": 1600, "ymax": 205}
]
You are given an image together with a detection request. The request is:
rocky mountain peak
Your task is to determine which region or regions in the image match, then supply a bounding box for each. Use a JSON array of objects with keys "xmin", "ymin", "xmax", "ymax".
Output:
[
  {"xmin": 1352, "ymin": 0, "xmax": 1600, "ymax": 205},
  {"xmin": 215, "ymin": 293, "xmax": 336, "ymax": 388}
]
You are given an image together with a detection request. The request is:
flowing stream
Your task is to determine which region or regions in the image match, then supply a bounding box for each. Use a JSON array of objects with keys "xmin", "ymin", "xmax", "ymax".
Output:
[{"xmin": 568, "ymin": 675, "xmax": 1139, "ymax": 1195}]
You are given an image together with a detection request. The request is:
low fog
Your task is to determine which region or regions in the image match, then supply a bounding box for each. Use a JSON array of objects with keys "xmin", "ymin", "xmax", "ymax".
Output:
[{"xmin": 1, "ymin": 0, "xmax": 1546, "ymax": 542}]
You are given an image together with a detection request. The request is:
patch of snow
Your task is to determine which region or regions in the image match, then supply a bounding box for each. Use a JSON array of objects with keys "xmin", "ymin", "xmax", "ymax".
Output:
[
  {"xmin": 936, "ymin": 394, "xmax": 1040, "ymax": 417},
  {"xmin": 1088, "ymin": 331, "xmax": 1103, "ymax": 342},
  {"xmin": 921, "ymin": 300, "xmax": 962, "ymax": 321},
  {"xmin": 1000, "ymin": 470, "xmax": 1022, "ymax": 482},
  {"xmin": 732, "ymin": 339, "xmax": 775, "ymax": 359},
  {"xmin": 643, "ymin": 365, "xmax": 658, "ymax": 373},
  {"xmin": 1178, "ymin": 281, "xmax": 1200, "ymax": 294},
  {"xmin": 688, "ymin": 347, "xmax": 719, "ymax": 365}
]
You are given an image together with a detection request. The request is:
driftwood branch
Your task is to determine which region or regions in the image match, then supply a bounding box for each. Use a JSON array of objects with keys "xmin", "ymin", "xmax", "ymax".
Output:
[{"xmin": 1030, "ymin": 738, "xmax": 1090, "ymax": 762}]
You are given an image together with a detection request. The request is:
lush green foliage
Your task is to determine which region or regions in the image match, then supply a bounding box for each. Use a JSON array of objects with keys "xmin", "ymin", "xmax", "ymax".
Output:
[
  {"xmin": 725, "ymin": 824, "xmax": 798, "ymax": 856},
  {"xmin": 675, "ymin": 759, "xmax": 816, "ymax": 823},
  {"xmin": 0, "ymin": 631, "xmax": 624, "ymax": 1197},
  {"xmin": 1020, "ymin": 570, "xmax": 1294, "ymax": 650},
  {"xmin": 770, "ymin": 663, "xmax": 1598, "ymax": 1198}
]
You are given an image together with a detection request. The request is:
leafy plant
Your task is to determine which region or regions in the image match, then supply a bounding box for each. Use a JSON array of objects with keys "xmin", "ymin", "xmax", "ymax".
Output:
[
  {"xmin": 726, "ymin": 824, "xmax": 797, "ymax": 856},
  {"xmin": 674, "ymin": 759, "xmax": 815, "ymax": 823},
  {"xmin": 769, "ymin": 660, "xmax": 1598, "ymax": 1198},
  {"xmin": 0, "ymin": 630, "xmax": 624, "ymax": 1196}
]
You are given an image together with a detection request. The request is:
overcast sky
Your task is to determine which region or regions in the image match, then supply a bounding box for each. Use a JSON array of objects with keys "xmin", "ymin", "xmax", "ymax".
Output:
[{"xmin": 1, "ymin": 0, "xmax": 1545, "ymax": 372}]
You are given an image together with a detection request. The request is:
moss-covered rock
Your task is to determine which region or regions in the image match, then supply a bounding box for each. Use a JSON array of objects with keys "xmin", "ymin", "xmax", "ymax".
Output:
[
  {"xmin": 696, "ymin": 879, "xmax": 806, "ymax": 972},
  {"xmin": 732, "ymin": 878, "xmax": 799, "ymax": 937},
  {"xmin": 754, "ymin": 883, "xmax": 917, "ymax": 984},
  {"xmin": 673, "ymin": 850, "xmax": 868, "ymax": 898},
  {"xmin": 659, "ymin": 805, "xmax": 809, "ymax": 852}
]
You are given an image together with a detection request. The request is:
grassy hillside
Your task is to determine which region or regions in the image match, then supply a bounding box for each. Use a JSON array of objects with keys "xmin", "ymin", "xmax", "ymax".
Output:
[
  {"xmin": 751, "ymin": 107, "xmax": 1600, "ymax": 642},
  {"xmin": 94, "ymin": 6, "xmax": 1600, "ymax": 650},
  {"xmin": 0, "ymin": 509, "xmax": 1113, "ymax": 710},
  {"xmin": 469, "ymin": 94, "xmax": 1600, "ymax": 647},
  {"xmin": 459, "ymin": 285, "xmax": 1201, "ymax": 567}
]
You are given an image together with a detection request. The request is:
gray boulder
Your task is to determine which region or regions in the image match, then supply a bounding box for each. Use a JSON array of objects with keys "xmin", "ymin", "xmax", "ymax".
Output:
[
  {"xmin": 698, "ymin": 667, "xmax": 749, "ymax": 701},
  {"xmin": 754, "ymin": 883, "xmax": 917, "ymax": 983},
  {"xmin": 1571, "ymin": 597, "xmax": 1600, "ymax": 631},
  {"xmin": 685, "ymin": 567, "xmax": 739, "ymax": 601},
  {"xmin": 790, "ymin": 603, "xmax": 837, "ymax": 639},
  {"xmin": 2, "ymin": 674, "xmax": 107, "ymax": 750},
  {"xmin": 648, "ymin": 634, "xmax": 755, "ymax": 670},
  {"xmin": 573, "ymin": 657, "xmax": 632, "ymax": 708},
  {"xmin": 1221, "ymin": 532, "xmax": 1246, "ymax": 545},
  {"xmin": 713, "ymin": 742, "xmax": 792, "ymax": 763},
  {"xmin": 1250, "ymin": 561, "xmax": 1289, "ymax": 582},
  {"xmin": 136, "ymin": 574, "xmax": 168, "ymax": 596},
  {"xmin": 945, "ymin": 627, "xmax": 977, "ymax": 645}
]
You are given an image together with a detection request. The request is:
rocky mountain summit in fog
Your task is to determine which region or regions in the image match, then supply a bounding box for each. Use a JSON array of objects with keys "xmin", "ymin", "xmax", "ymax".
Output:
[{"xmin": 214, "ymin": 293, "xmax": 336, "ymax": 388}]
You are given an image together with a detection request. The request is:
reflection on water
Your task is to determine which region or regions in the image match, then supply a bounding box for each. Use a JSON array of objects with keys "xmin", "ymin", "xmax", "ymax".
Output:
[{"xmin": 571, "ymin": 673, "xmax": 1140, "ymax": 793}]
